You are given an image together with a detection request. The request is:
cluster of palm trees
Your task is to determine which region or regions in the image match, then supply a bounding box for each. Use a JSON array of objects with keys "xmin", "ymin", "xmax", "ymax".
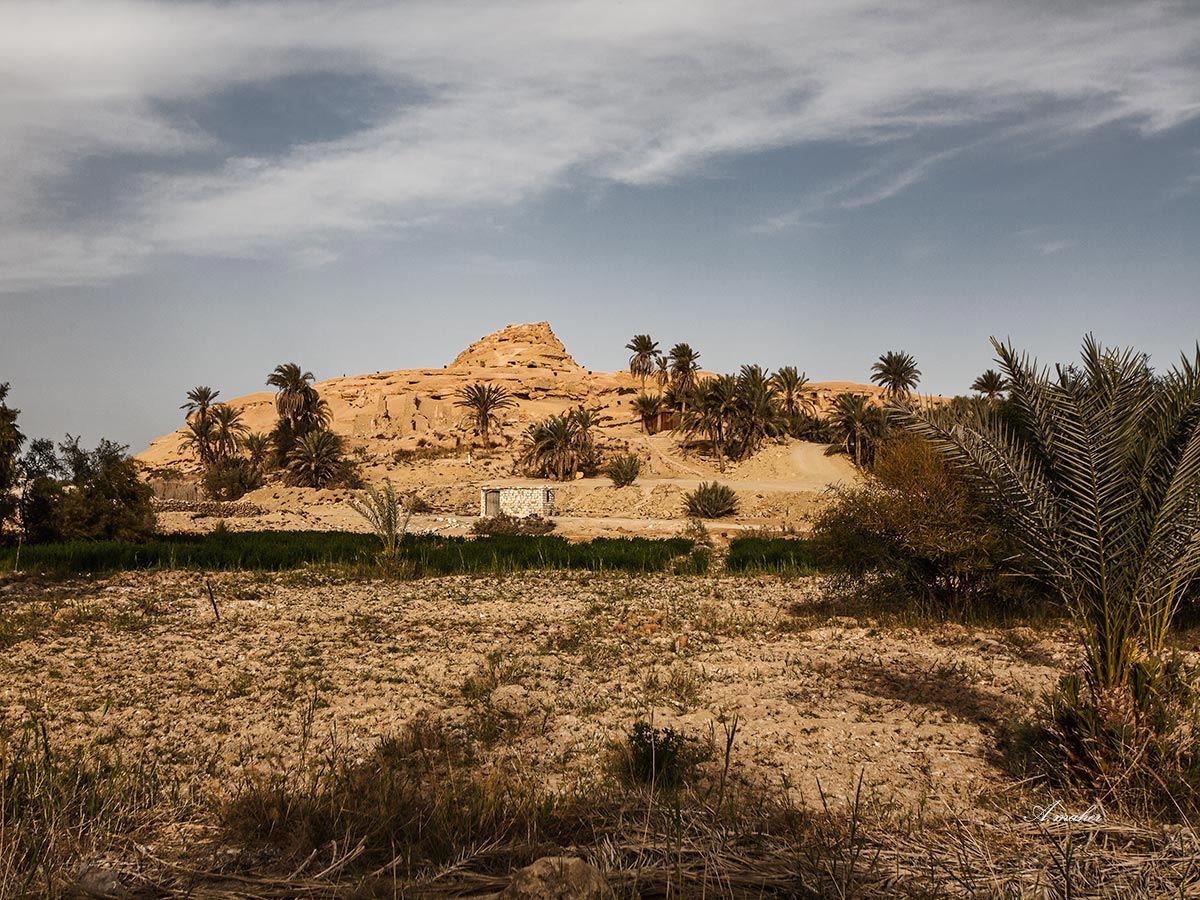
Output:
[
  {"xmin": 182, "ymin": 363, "xmax": 351, "ymax": 495},
  {"xmin": 519, "ymin": 406, "xmax": 602, "ymax": 480}
]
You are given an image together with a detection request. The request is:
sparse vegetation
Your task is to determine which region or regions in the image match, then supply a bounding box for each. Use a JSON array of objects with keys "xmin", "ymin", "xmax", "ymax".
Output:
[{"xmin": 471, "ymin": 513, "xmax": 556, "ymax": 535}]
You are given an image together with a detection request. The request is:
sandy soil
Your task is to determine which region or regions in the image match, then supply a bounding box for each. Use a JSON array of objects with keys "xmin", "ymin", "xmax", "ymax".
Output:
[{"xmin": 0, "ymin": 571, "xmax": 1074, "ymax": 814}]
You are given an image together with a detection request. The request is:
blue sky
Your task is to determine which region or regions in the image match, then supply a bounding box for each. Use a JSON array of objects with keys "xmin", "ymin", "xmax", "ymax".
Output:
[{"xmin": 2, "ymin": 0, "xmax": 1199, "ymax": 452}]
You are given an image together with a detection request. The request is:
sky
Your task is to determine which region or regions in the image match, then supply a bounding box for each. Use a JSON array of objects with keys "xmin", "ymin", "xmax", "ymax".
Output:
[{"xmin": 2, "ymin": 0, "xmax": 1199, "ymax": 454}]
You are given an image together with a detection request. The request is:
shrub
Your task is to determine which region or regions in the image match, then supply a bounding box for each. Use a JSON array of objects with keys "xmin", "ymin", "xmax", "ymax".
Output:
[
  {"xmin": 201, "ymin": 457, "xmax": 262, "ymax": 501},
  {"xmin": 471, "ymin": 514, "xmax": 555, "ymax": 536},
  {"xmin": 809, "ymin": 435, "xmax": 1022, "ymax": 615},
  {"xmin": 674, "ymin": 518, "xmax": 713, "ymax": 574},
  {"xmin": 620, "ymin": 722, "xmax": 704, "ymax": 790},
  {"xmin": 605, "ymin": 453, "xmax": 641, "ymax": 487},
  {"xmin": 683, "ymin": 482, "xmax": 738, "ymax": 519}
]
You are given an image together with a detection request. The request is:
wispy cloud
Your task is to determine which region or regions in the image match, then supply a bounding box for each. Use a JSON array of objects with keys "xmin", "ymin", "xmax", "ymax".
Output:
[{"xmin": 2, "ymin": 0, "xmax": 1199, "ymax": 289}]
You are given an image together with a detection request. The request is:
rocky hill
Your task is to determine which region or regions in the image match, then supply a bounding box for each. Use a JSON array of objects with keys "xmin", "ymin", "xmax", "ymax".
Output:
[{"xmin": 139, "ymin": 321, "xmax": 887, "ymax": 473}]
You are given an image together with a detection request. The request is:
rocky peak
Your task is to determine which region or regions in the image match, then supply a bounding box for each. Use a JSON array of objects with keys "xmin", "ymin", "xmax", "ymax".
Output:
[{"xmin": 449, "ymin": 322, "xmax": 583, "ymax": 371}]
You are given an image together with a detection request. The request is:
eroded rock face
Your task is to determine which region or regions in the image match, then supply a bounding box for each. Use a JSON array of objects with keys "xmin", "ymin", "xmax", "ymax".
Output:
[
  {"xmin": 498, "ymin": 857, "xmax": 615, "ymax": 900},
  {"xmin": 450, "ymin": 322, "xmax": 583, "ymax": 372}
]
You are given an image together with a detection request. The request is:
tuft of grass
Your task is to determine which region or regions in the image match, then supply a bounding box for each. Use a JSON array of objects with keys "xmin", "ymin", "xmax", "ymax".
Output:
[
  {"xmin": 683, "ymin": 482, "xmax": 738, "ymax": 519},
  {"xmin": 605, "ymin": 453, "xmax": 642, "ymax": 488}
]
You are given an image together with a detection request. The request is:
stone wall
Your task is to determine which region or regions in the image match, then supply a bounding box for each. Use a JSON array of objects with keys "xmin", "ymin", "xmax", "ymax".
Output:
[{"xmin": 480, "ymin": 487, "xmax": 556, "ymax": 518}]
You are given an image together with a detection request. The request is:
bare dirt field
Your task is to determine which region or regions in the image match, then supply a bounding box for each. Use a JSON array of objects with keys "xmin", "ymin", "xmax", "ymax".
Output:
[{"xmin": 2, "ymin": 570, "xmax": 1071, "ymax": 812}]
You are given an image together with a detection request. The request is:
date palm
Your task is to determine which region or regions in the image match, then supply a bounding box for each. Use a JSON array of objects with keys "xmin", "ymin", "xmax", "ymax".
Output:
[
  {"xmin": 181, "ymin": 386, "xmax": 219, "ymax": 424},
  {"xmin": 654, "ymin": 355, "xmax": 670, "ymax": 390},
  {"xmin": 906, "ymin": 337, "xmax": 1200, "ymax": 693},
  {"xmin": 285, "ymin": 429, "xmax": 345, "ymax": 489},
  {"xmin": 730, "ymin": 365, "xmax": 785, "ymax": 459},
  {"xmin": 771, "ymin": 366, "xmax": 812, "ymax": 418},
  {"xmin": 210, "ymin": 403, "xmax": 248, "ymax": 461},
  {"xmin": 829, "ymin": 393, "xmax": 883, "ymax": 467},
  {"xmin": 970, "ymin": 369, "xmax": 1008, "ymax": 401},
  {"xmin": 181, "ymin": 385, "xmax": 219, "ymax": 463},
  {"xmin": 871, "ymin": 351, "xmax": 921, "ymax": 400},
  {"xmin": 242, "ymin": 432, "xmax": 270, "ymax": 473},
  {"xmin": 267, "ymin": 363, "xmax": 321, "ymax": 430},
  {"xmin": 633, "ymin": 392, "xmax": 664, "ymax": 433},
  {"xmin": 626, "ymin": 334, "xmax": 659, "ymax": 386},
  {"xmin": 520, "ymin": 414, "xmax": 581, "ymax": 481},
  {"xmin": 454, "ymin": 382, "xmax": 515, "ymax": 447},
  {"xmin": 668, "ymin": 343, "xmax": 701, "ymax": 396}
]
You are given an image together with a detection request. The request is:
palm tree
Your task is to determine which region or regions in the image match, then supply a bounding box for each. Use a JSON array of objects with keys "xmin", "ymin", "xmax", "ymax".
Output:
[
  {"xmin": 520, "ymin": 414, "xmax": 581, "ymax": 481},
  {"xmin": 829, "ymin": 393, "xmax": 883, "ymax": 467},
  {"xmin": 285, "ymin": 429, "xmax": 345, "ymax": 488},
  {"xmin": 870, "ymin": 351, "xmax": 921, "ymax": 400},
  {"xmin": 454, "ymin": 382, "xmax": 516, "ymax": 447},
  {"xmin": 907, "ymin": 337, "xmax": 1200, "ymax": 695},
  {"xmin": 682, "ymin": 376, "xmax": 735, "ymax": 465},
  {"xmin": 181, "ymin": 386, "xmax": 219, "ymax": 424},
  {"xmin": 181, "ymin": 386, "xmax": 219, "ymax": 464},
  {"xmin": 633, "ymin": 392, "xmax": 664, "ymax": 434},
  {"xmin": 210, "ymin": 403, "xmax": 248, "ymax": 461},
  {"xmin": 970, "ymin": 369, "xmax": 1008, "ymax": 401},
  {"xmin": 267, "ymin": 363, "xmax": 320, "ymax": 430},
  {"xmin": 729, "ymin": 365, "xmax": 785, "ymax": 459},
  {"xmin": 626, "ymin": 335, "xmax": 659, "ymax": 386},
  {"xmin": 668, "ymin": 343, "xmax": 701, "ymax": 397},
  {"xmin": 182, "ymin": 416, "xmax": 216, "ymax": 466},
  {"xmin": 771, "ymin": 366, "xmax": 812, "ymax": 419},
  {"xmin": 242, "ymin": 432, "xmax": 270, "ymax": 473},
  {"xmin": 654, "ymin": 355, "xmax": 670, "ymax": 389}
]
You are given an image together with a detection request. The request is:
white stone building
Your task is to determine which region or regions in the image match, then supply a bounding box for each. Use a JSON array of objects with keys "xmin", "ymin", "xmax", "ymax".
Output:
[{"xmin": 480, "ymin": 485, "xmax": 556, "ymax": 518}]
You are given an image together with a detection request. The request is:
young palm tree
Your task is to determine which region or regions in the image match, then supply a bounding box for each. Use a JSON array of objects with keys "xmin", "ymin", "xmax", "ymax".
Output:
[
  {"xmin": 625, "ymin": 335, "xmax": 659, "ymax": 386},
  {"xmin": 682, "ymin": 376, "xmax": 734, "ymax": 465},
  {"xmin": 454, "ymin": 382, "xmax": 516, "ymax": 447},
  {"xmin": 970, "ymin": 368, "xmax": 1008, "ymax": 401},
  {"xmin": 907, "ymin": 337, "xmax": 1200, "ymax": 693},
  {"xmin": 267, "ymin": 363, "xmax": 321, "ymax": 430},
  {"xmin": 285, "ymin": 429, "xmax": 346, "ymax": 488},
  {"xmin": 210, "ymin": 403, "xmax": 248, "ymax": 461},
  {"xmin": 633, "ymin": 392, "xmax": 664, "ymax": 434},
  {"xmin": 870, "ymin": 351, "xmax": 921, "ymax": 400}
]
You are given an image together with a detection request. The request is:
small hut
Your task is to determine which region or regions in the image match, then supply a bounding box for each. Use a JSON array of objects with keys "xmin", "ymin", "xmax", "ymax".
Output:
[{"xmin": 479, "ymin": 485, "xmax": 556, "ymax": 518}]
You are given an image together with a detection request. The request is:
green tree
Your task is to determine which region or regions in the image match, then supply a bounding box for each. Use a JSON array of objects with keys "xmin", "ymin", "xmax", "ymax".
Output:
[
  {"xmin": 870, "ymin": 351, "xmax": 921, "ymax": 400},
  {"xmin": 285, "ymin": 429, "xmax": 348, "ymax": 489},
  {"xmin": 181, "ymin": 386, "xmax": 220, "ymax": 464},
  {"xmin": 0, "ymin": 383, "xmax": 24, "ymax": 537},
  {"xmin": 668, "ymin": 343, "xmax": 701, "ymax": 401},
  {"xmin": 267, "ymin": 363, "xmax": 329, "ymax": 465},
  {"xmin": 633, "ymin": 392, "xmax": 664, "ymax": 434},
  {"xmin": 728, "ymin": 365, "xmax": 784, "ymax": 459},
  {"xmin": 654, "ymin": 355, "xmax": 670, "ymax": 389},
  {"xmin": 52, "ymin": 437, "xmax": 156, "ymax": 542},
  {"xmin": 520, "ymin": 414, "xmax": 582, "ymax": 481},
  {"xmin": 625, "ymin": 334, "xmax": 660, "ymax": 386},
  {"xmin": 770, "ymin": 366, "xmax": 810, "ymax": 418},
  {"xmin": 970, "ymin": 368, "xmax": 1008, "ymax": 401},
  {"xmin": 829, "ymin": 393, "xmax": 885, "ymax": 467},
  {"xmin": 454, "ymin": 382, "xmax": 516, "ymax": 447},
  {"xmin": 210, "ymin": 403, "xmax": 248, "ymax": 461}
]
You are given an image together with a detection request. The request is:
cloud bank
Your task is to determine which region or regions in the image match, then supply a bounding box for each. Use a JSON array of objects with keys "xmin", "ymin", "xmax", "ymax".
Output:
[{"xmin": 2, "ymin": 0, "xmax": 1199, "ymax": 290}]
